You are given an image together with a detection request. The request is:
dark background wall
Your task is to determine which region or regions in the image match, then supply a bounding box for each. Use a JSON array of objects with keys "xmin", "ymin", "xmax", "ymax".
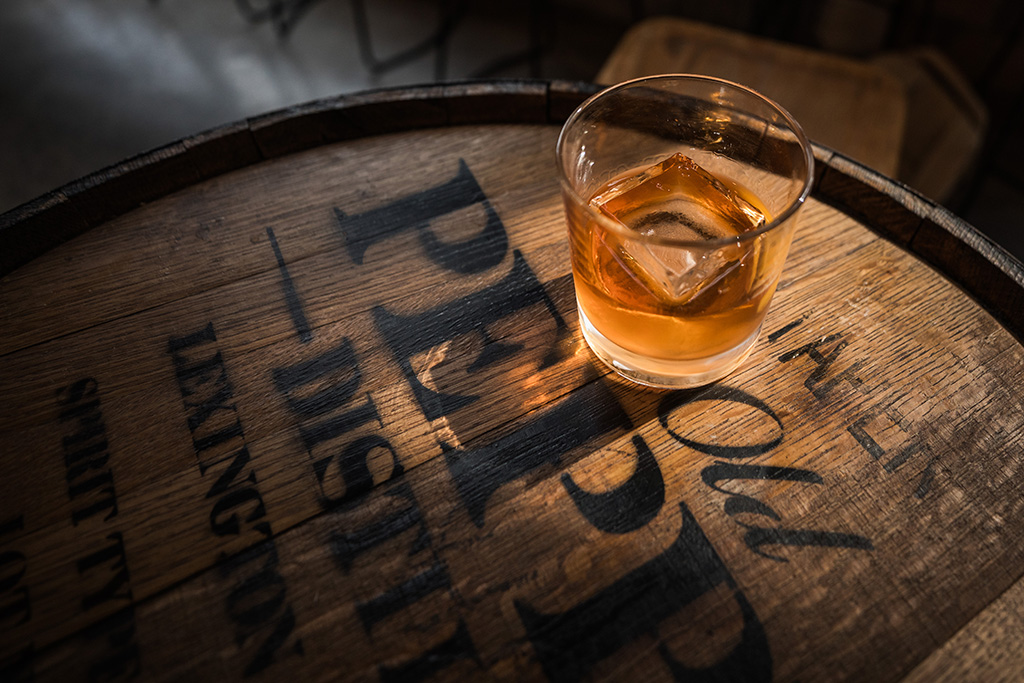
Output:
[{"xmin": 2, "ymin": 0, "xmax": 1021, "ymax": 258}]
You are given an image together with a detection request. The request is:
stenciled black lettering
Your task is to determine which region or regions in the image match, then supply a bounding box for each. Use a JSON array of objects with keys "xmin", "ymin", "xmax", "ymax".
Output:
[
  {"xmin": 167, "ymin": 321, "xmax": 218, "ymax": 352},
  {"xmin": 267, "ymin": 226, "xmax": 313, "ymax": 344},
  {"xmin": 68, "ymin": 469, "xmax": 114, "ymax": 501},
  {"xmin": 55, "ymin": 379, "xmax": 139, "ymax": 679},
  {"xmin": 659, "ymin": 386, "xmax": 784, "ymax": 459},
  {"xmin": 0, "ymin": 516, "xmax": 30, "ymax": 629},
  {"xmin": 323, "ymin": 435, "xmax": 398, "ymax": 504},
  {"xmin": 881, "ymin": 441, "xmax": 923, "ymax": 473},
  {"xmin": 57, "ymin": 398, "xmax": 102, "ymax": 423},
  {"xmin": 63, "ymin": 438, "xmax": 110, "ymax": 483},
  {"xmin": 515, "ymin": 502, "xmax": 771, "ymax": 683},
  {"xmin": 913, "ymin": 456, "xmax": 940, "ymax": 499},
  {"xmin": 272, "ymin": 339, "xmax": 361, "ymax": 419},
  {"xmin": 334, "ymin": 158, "xmax": 508, "ymax": 273},
  {"xmin": 329, "ymin": 479, "xmax": 428, "ymax": 573},
  {"xmin": 446, "ymin": 375, "xmax": 632, "ymax": 527},
  {"xmin": 848, "ymin": 417, "xmax": 885, "ymax": 461},
  {"xmin": 0, "ymin": 549, "xmax": 27, "ymax": 599},
  {"xmin": 168, "ymin": 326, "xmax": 249, "ymax": 466},
  {"xmin": 703, "ymin": 462, "xmax": 871, "ymax": 560},
  {"xmin": 0, "ymin": 582, "xmax": 30, "ymax": 629},
  {"xmin": 0, "ymin": 516, "xmax": 32, "ymax": 680},
  {"xmin": 298, "ymin": 401, "xmax": 380, "ymax": 455},
  {"xmin": 373, "ymin": 250, "xmax": 569, "ymax": 421},
  {"xmin": 702, "ymin": 462, "xmax": 822, "ymax": 522},
  {"xmin": 172, "ymin": 358, "xmax": 244, "ymax": 462},
  {"xmin": 220, "ymin": 538, "xmax": 280, "ymax": 580},
  {"xmin": 185, "ymin": 380, "xmax": 236, "ymax": 444},
  {"xmin": 173, "ymin": 351, "xmax": 232, "ymax": 410},
  {"xmin": 194, "ymin": 422, "xmax": 246, "ymax": 464},
  {"xmin": 378, "ymin": 619, "xmax": 478, "ymax": 683},
  {"xmin": 205, "ymin": 447, "xmax": 254, "ymax": 499},
  {"xmin": 327, "ymin": 477, "xmax": 480, "ymax": 680},
  {"xmin": 210, "ymin": 487, "xmax": 269, "ymax": 538},
  {"xmin": 60, "ymin": 410, "xmax": 103, "ymax": 445},
  {"xmin": 225, "ymin": 564, "xmax": 286, "ymax": 632},
  {"xmin": 744, "ymin": 526, "xmax": 874, "ymax": 562},
  {"xmin": 70, "ymin": 493, "xmax": 118, "ymax": 526},
  {"xmin": 561, "ymin": 435, "xmax": 664, "ymax": 534},
  {"xmin": 169, "ymin": 324, "xmax": 302, "ymax": 676},
  {"xmin": 848, "ymin": 410, "xmax": 922, "ymax": 474},
  {"xmin": 356, "ymin": 560, "xmax": 449, "ymax": 631},
  {"xmin": 661, "ymin": 386, "xmax": 873, "ymax": 564},
  {"xmin": 77, "ymin": 532, "xmax": 132, "ymax": 612},
  {"xmin": 268, "ymin": 319, "xmax": 476, "ymax": 675},
  {"xmin": 776, "ymin": 333, "xmax": 842, "ymax": 363},
  {"xmin": 57, "ymin": 378, "xmax": 122, "ymax": 525},
  {"xmin": 273, "ymin": 340, "xmax": 400, "ymax": 507},
  {"xmin": 778, "ymin": 333, "xmax": 864, "ymax": 400},
  {"xmin": 217, "ymin": 539, "xmax": 302, "ymax": 676},
  {"xmin": 848, "ymin": 411, "xmax": 938, "ymax": 499},
  {"xmin": 767, "ymin": 316, "xmax": 805, "ymax": 343},
  {"xmin": 56, "ymin": 377, "xmax": 98, "ymax": 407},
  {"xmin": 243, "ymin": 606, "xmax": 304, "ymax": 677}
]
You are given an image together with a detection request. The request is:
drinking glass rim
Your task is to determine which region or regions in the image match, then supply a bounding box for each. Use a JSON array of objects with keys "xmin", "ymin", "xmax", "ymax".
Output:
[{"xmin": 556, "ymin": 74, "xmax": 815, "ymax": 249}]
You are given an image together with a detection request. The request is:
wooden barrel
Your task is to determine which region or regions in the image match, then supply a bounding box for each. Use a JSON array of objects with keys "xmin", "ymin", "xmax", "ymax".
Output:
[{"xmin": 2, "ymin": 81, "xmax": 1024, "ymax": 683}]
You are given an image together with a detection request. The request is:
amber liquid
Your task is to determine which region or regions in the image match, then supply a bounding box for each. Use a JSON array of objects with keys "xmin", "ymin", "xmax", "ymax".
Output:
[{"xmin": 570, "ymin": 154, "xmax": 785, "ymax": 362}]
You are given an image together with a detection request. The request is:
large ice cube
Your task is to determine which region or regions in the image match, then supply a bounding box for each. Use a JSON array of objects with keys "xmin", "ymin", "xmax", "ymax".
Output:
[{"xmin": 592, "ymin": 153, "xmax": 764, "ymax": 303}]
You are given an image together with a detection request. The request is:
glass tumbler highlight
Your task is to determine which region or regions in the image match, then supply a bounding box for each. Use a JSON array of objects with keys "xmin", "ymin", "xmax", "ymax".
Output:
[{"xmin": 558, "ymin": 75, "xmax": 814, "ymax": 388}]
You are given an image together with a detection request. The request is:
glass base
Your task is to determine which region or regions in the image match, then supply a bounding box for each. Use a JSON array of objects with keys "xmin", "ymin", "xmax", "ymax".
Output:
[{"xmin": 578, "ymin": 309, "xmax": 761, "ymax": 389}]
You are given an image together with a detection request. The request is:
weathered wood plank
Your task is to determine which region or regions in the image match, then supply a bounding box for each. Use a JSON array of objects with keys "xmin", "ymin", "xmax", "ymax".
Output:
[
  {"xmin": 903, "ymin": 578, "xmax": 1024, "ymax": 681},
  {"xmin": 2, "ymin": 83, "xmax": 1024, "ymax": 682}
]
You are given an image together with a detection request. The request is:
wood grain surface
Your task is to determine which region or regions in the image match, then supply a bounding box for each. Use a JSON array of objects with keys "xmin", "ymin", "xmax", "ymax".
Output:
[{"xmin": 1, "ymin": 81, "xmax": 1023, "ymax": 682}]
